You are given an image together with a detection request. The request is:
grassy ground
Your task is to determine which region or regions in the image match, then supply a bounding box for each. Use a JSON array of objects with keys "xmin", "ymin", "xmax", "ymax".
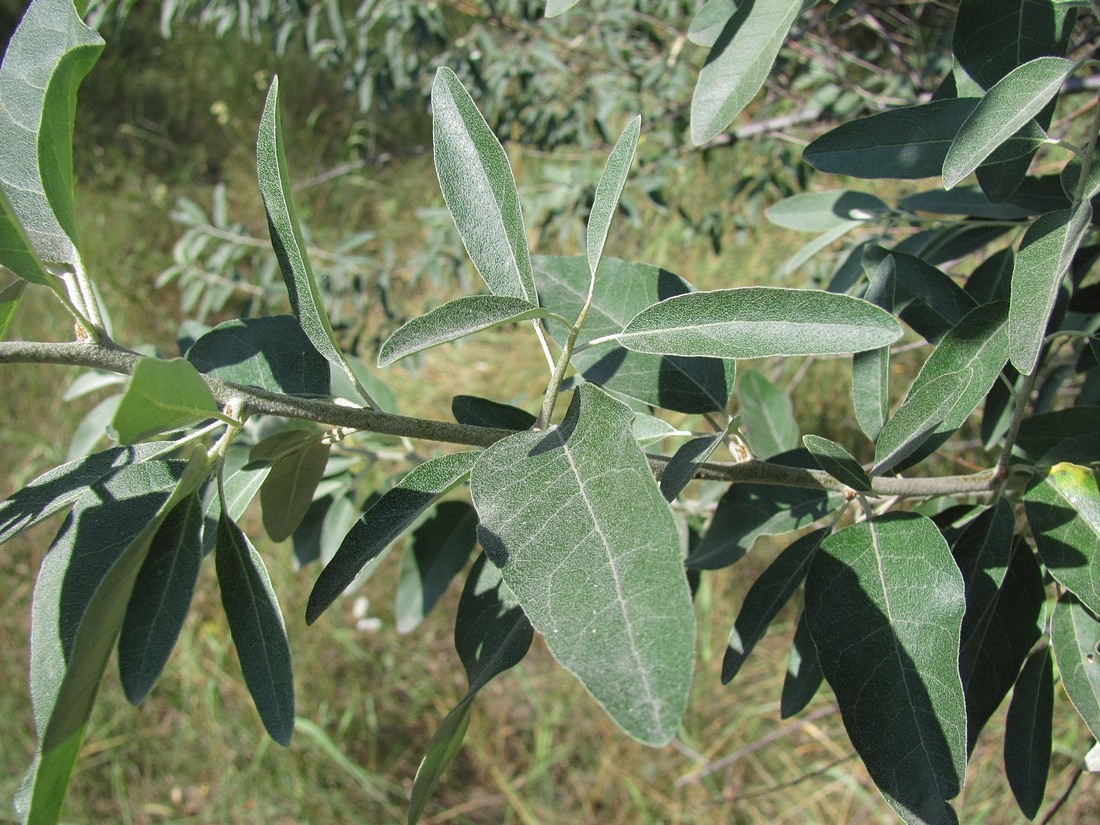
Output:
[{"xmin": 2, "ymin": 11, "xmax": 1099, "ymax": 825}]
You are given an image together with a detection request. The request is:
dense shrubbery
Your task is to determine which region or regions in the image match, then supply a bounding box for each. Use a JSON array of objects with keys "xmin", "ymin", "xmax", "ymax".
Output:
[{"xmin": 1, "ymin": 1, "xmax": 1099, "ymax": 824}]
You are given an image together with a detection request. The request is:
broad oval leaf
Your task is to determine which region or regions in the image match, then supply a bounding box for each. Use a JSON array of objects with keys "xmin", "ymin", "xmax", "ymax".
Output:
[
  {"xmin": 186, "ymin": 316, "xmax": 329, "ymax": 396},
  {"xmin": 0, "ymin": 0, "xmax": 103, "ymax": 274},
  {"xmin": 432, "ymin": 67, "xmax": 537, "ymax": 303},
  {"xmin": 1009, "ymin": 203, "xmax": 1093, "ymax": 375},
  {"xmin": 722, "ymin": 528, "xmax": 825, "ymax": 685},
  {"xmin": 765, "ymin": 190, "xmax": 888, "ymax": 232},
  {"xmin": 738, "ymin": 370, "xmax": 798, "ymax": 460},
  {"xmin": 617, "ymin": 288, "xmax": 902, "ymax": 359},
  {"xmin": 260, "ymin": 440, "xmax": 331, "ymax": 543},
  {"xmin": 1004, "ymin": 646, "xmax": 1053, "ymax": 819},
  {"xmin": 257, "ymin": 77, "xmax": 371, "ymax": 405},
  {"xmin": 803, "ymin": 435, "xmax": 872, "ymax": 492},
  {"xmin": 470, "ymin": 383, "xmax": 696, "ymax": 746},
  {"xmin": 1050, "ymin": 594, "xmax": 1100, "ymax": 742},
  {"xmin": 943, "ymin": 58, "xmax": 1075, "ymax": 189},
  {"xmin": 690, "ymin": 0, "xmax": 803, "ymax": 145},
  {"xmin": 378, "ymin": 296, "xmax": 552, "ymax": 367},
  {"xmin": 306, "ymin": 450, "xmax": 482, "ymax": 624},
  {"xmin": 535, "ymin": 255, "xmax": 735, "ymax": 413},
  {"xmin": 587, "ymin": 116, "xmax": 640, "ymax": 280},
  {"xmin": 112, "ymin": 357, "xmax": 220, "ymax": 444},
  {"xmin": 1024, "ymin": 462, "xmax": 1100, "ymax": 615},
  {"xmin": 805, "ymin": 514, "xmax": 967, "ymax": 825},
  {"xmin": 216, "ymin": 512, "xmax": 295, "ymax": 746}
]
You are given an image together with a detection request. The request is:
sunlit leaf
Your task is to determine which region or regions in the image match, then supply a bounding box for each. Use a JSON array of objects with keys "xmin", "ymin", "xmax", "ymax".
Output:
[
  {"xmin": 765, "ymin": 190, "xmax": 888, "ymax": 232},
  {"xmin": 587, "ymin": 116, "xmax": 640, "ymax": 280},
  {"xmin": 545, "ymin": 0, "xmax": 582, "ymax": 18},
  {"xmin": 0, "ymin": 278, "xmax": 26, "ymax": 339},
  {"xmin": 872, "ymin": 370, "xmax": 968, "ymax": 476},
  {"xmin": 852, "ymin": 347, "xmax": 889, "ymax": 441},
  {"xmin": 470, "ymin": 384, "xmax": 695, "ymax": 745},
  {"xmin": 617, "ymin": 288, "xmax": 901, "ymax": 359},
  {"xmin": 112, "ymin": 357, "xmax": 220, "ymax": 444},
  {"xmin": 805, "ymin": 514, "xmax": 966, "ymax": 824},
  {"xmin": 738, "ymin": 371, "xmax": 798, "ymax": 459},
  {"xmin": 0, "ymin": 189, "xmax": 50, "ymax": 285},
  {"xmin": 688, "ymin": 0, "xmax": 738, "ymax": 47},
  {"xmin": 803, "ymin": 435, "xmax": 871, "ymax": 492},
  {"xmin": 1050, "ymin": 594, "xmax": 1100, "ymax": 741},
  {"xmin": 1004, "ymin": 646, "xmax": 1053, "ymax": 819},
  {"xmin": 378, "ymin": 296, "xmax": 553, "ymax": 367}
]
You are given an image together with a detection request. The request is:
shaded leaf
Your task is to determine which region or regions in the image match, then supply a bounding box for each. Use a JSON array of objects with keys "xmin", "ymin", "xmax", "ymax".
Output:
[
  {"xmin": 688, "ymin": 0, "xmax": 738, "ymax": 47},
  {"xmin": 617, "ymin": 288, "xmax": 901, "ymax": 359},
  {"xmin": 1004, "ymin": 646, "xmax": 1053, "ymax": 819},
  {"xmin": 260, "ymin": 440, "xmax": 331, "ymax": 542},
  {"xmin": 395, "ymin": 501, "xmax": 478, "ymax": 634},
  {"xmin": 432, "ymin": 68, "xmax": 537, "ymax": 303},
  {"xmin": 378, "ymin": 296, "xmax": 552, "ymax": 367},
  {"xmin": 1050, "ymin": 594, "xmax": 1100, "ymax": 741},
  {"xmin": 722, "ymin": 529, "xmax": 825, "ymax": 685},
  {"xmin": 890, "ymin": 250, "xmax": 978, "ymax": 343},
  {"xmin": 0, "ymin": 278, "xmax": 26, "ymax": 339},
  {"xmin": 535, "ymin": 255, "xmax": 735, "ymax": 413},
  {"xmin": 112, "ymin": 357, "xmax": 220, "ymax": 444},
  {"xmin": 451, "ymin": 395, "xmax": 536, "ymax": 431},
  {"xmin": 1010, "ymin": 203, "xmax": 1093, "ymax": 375},
  {"xmin": 691, "ymin": 0, "xmax": 803, "ymax": 144},
  {"xmin": 587, "ymin": 116, "xmax": 640, "ymax": 279},
  {"xmin": 408, "ymin": 698, "xmax": 474, "ymax": 825},
  {"xmin": 803, "ymin": 435, "xmax": 871, "ymax": 492},
  {"xmin": 0, "ymin": 189, "xmax": 50, "ymax": 285},
  {"xmin": 1016, "ymin": 407, "xmax": 1100, "ymax": 465},
  {"xmin": 900, "ymin": 188, "xmax": 1033, "ymax": 221},
  {"xmin": 780, "ymin": 606, "xmax": 823, "ymax": 719},
  {"xmin": 852, "ymin": 346, "xmax": 889, "ymax": 441},
  {"xmin": 470, "ymin": 384, "xmax": 695, "ymax": 745},
  {"xmin": 738, "ymin": 371, "xmax": 798, "ymax": 459},
  {"xmin": 1024, "ymin": 462, "xmax": 1100, "ymax": 615},
  {"xmin": 216, "ymin": 512, "xmax": 295, "ymax": 746},
  {"xmin": 805, "ymin": 514, "xmax": 966, "ymax": 825},
  {"xmin": 765, "ymin": 190, "xmax": 888, "ymax": 232},
  {"xmin": 307, "ymin": 450, "xmax": 481, "ymax": 624},
  {"xmin": 631, "ymin": 414, "xmax": 690, "ymax": 447},
  {"xmin": 186, "ymin": 316, "xmax": 329, "ymax": 396},
  {"xmin": 659, "ymin": 428, "xmax": 729, "ymax": 502},
  {"xmin": 965, "ymin": 248, "xmax": 1015, "ymax": 304}
]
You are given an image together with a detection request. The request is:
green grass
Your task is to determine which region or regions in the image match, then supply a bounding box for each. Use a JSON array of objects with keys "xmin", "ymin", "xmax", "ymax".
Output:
[{"xmin": 2, "ymin": 14, "xmax": 1099, "ymax": 825}]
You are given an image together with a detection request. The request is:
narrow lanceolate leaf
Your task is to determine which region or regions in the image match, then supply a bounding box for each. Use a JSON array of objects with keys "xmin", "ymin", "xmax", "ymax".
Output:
[
  {"xmin": 1051, "ymin": 594, "xmax": 1100, "ymax": 741},
  {"xmin": 1004, "ymin": 646, "xmax": 1053, "ymax": 819},
  {"xmin": 407, "ymin": 553, "xmax": 533, "ymax": 825},
  {"xmin": 0, "ymin": 188, "xmax": 50, "ymax": 285},
  {"xmin": 1009, "ymin": 203, "xmax": 1093, "ymax": 374},
  {"xmin": 690, "ymin": 0, "xmax": 803, "ymax": 145},
  {"xmin": 943, "ymin": 58, "xmax": 1075, "ymax": 189},
  {"xmin": 0, "ymin": 0, "xmax": 103, "ymax": 274},
  {"xmin": 803, "ymin": 435, "xmax": 871, "ymax": 492},
  {"xmin": 765, "ymin": 190, "xmax": 888, "ymax": 232},
  {"xmin": 852, "ymin": 347, "xmax": 889, "ymax": 442},
  {"xmin": 804, "ymin": 99, "xmax": 978, "ymax": 180},
  {"xmin": 805, "ymin": 514, "xmax": 967, "ymax": 825},
  {"xmin": 378, "ymin": 296, "xmax": 552, "ymax": 367},
  {"xmin": 545, "ymin": 0, "xmax": 582, "ymax": 17},
  {"xmin": 659, "ymin": 428, "xmax": 729, "ymax": 502},
  {"xmin": 112, "ymin": 357, "xmax": 220, "ymax": 444},
  {"xmin": 470, "ymin": 384, "xmax": 695, "ymax": 745},
  {"xmin": 617, "ymin": 288, "xmax": 901, "ymax": 359},
  {"xmin": 260, "ymin": 441, "xmax": 331, "ymax": 542},
  {"xmin": 432, "ymin": 68, "xmax": 537, "ymax": 303},
  {"xmin": 955, "ymin": 501, "xmax": 1044, "ymax": 754},
  {"xmin": 535, "ymin": 256, "xmax": 735, "ymax": 414},
  {"xmin": 118, "ymin": 492, "xmax": 205, "ymax": 705},
  {"xmin": 27, "ymin": 452, "xmax": 206, "ymax": 825},
  {"xmin": 395, "ymin": 501, "xmax": 478, "ymax": 634},
  {"xmin": 722, "ymin": 529, "xmax": 826, "ymax": 685},
  {"xmin": 1025, "ymin": 463, "xmax": 1100, "ymax": 615},
  {"xmin": 587, "ymin": 116, "xmax": 640, "ymax": 280},
  {"xmin": 738, "ymin": 371, "xmax": 798, "ymax": 459},
  {"xmin": 257, "ymin": 78, "xmax": 370, "ymax": 404},
  {"xmin": 781, "ymin": 607, "xmax": 823, "ymax": 718},
  {"xmin": 891, "ymin": 251, "xmax": 978, "ymax": 344},
  {"xmin": 872, "ymin": 370, "xmax": 968, "ymax": 476},
  {"xmin": 307, "ymin": 450, "xmax": 481, "ymax": 624},
  {"xmin": 0, "ymin": 278, "xmax": 26, "ymax": 339},
  {"xmin": 451, "ymin": 394, "xmax": 536, "ymax": 431},
  {"xmin": 216, "ymin": 512, "xmax": 295, "ymax": 746}
]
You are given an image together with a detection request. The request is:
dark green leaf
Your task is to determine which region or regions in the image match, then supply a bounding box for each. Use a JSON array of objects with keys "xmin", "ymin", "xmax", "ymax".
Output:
[
  {"xmin": 872, "ymin": 370, "xmax": 968, "ymax": 476},
  {"xmin": 802, "ymin": 435, "xmax": 872, "ymax": 491},
  {"xmin": 780, "ymin": 606, "xmax": 823, "ymax": 719},
  {"xmin": 0, "ymin": 0, "xmax": 103, "ymax": 275},
  {"xmin": 407, "ymin": 697, "xmax": 474, "ymax": 825},
  {"xmin": 1010, "ymin": 204, "xmax": 1093, "ymax": 375},
  {"xmin": 738, "ymin": 371, "xmax": 798, "ymax": 459},
  {"xmin": 1024, "ymin": 462, "xmax": 1100, "ymax": 615},
  {"xmin": 1004, "ymin": 646, "xmax": 1053, "ymax": 819},
  {"xmin": 257, "ymin": 77, "xmax": 370, "ymax": 404},
  {"xmin": 395, "ymin": 501, "xmax": 478, "ymax": 634},
  {"xmin": 378, "ymin": 296, "xmax": 552, "ymax": 367},
  {"xmin": 1050, "ymin": 594, "xmax": 1100, "ymax": 741},
  {"xmin": 307, "ymin": 450, "xmax": 481, "ymax": 624},
  {"xmin": 891, "ymin": 250, "xmax": 978, "ymax": 343},
  {"xmin": 722, "ymin": 529, "xmax": 825, "ymax": 684},
  {"xmin": 431, "ymin": 68, "xmax": 537, "ymax": 303},
  {"xmin": 805, "ymin": 514, "xmax": 966, "ymax": 824},
  {"xmin": 186, "ymin": 316, "xmax": 329, "ymax": 396},
  {"xmin": 617, "ymin": 288, "xmax": 902, "ymax": 359},
  {"xmin": 0, "ymin": 278, "xmax": 25, "ymax": 339},
  {"xmin": 659, "ymin": 429, "xmax": 728, "ymax": 502},
  {"xmin": 216, "ymin": 512, "xmax": 295, "ymax": 746},
  {"xmin": 470, "ymin": 384, "xmax": 695, "ymax": 745},
  {"xmin": 112, "ymin": 357, "xmax": 220, "ymax": 444},
  {"xmin": 587, "ymin": 116, "xmax": 640, "ymax": 279},
  {"xmin": 260, "ymin": 441, "xmax": 331, "ymax": 543},
  {"xmin": 249, "ymin": 428, "xmax": 321, "ymax": 465},
  {"xmin": 688, "ymin": 449, "xmax": 842, "ymax": 570},
  {"xmin": 1016, "ymin": 407, "xmax": 1100, "ymax": 465},
  {"xmin": 451, "ymin": 395, "xmax": 536, "ymax": 431},
  {"xmin": 852, "ymin": 346, "xmax": 889, "ymax": 441},
  {"xmin": 900, "ymin": 188, "xmax": 1033, "ymax": 221},
  {"xmin": 118, "ymin": 492, "xmax": 204, "ymax": 705},
  {"xmin": 690, "ymin": 0, "xmax": 803, "ymax": 144},
  {"xmin": 535, "ymin": 255, "xmax": 734, "ymax": 413},
  {"xmin": 965, "ymin": 248, "xmax": 1015, "ymax": 304}
]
